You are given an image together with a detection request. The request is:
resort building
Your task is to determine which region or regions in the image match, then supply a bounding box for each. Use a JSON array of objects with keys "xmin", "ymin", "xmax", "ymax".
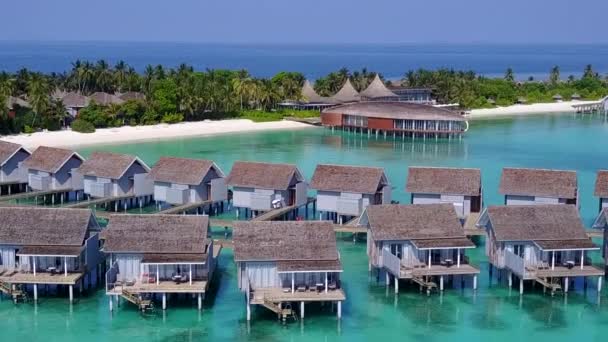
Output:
[
  {"xmin": 594, "ymin": 170, "xmax": 608, "ymax": 212},
  {"xmin": 359, "ymin": 74, "xmax": 398, "ymax": 101},
  {"xmin": 78, "ymin": 151, "xmax": 153, "ymax": 209},
  {"xmin": 148, "ymin": 157, "xmax": 227, "ymax": 210},
  {"xmin": 321, "ymin": 101, "xmax": 468, "ymax": 138},
  {"xmin": 89, "ymin": 92, "xmax": 124, "ymax": 106},
  {"xmin": 118, "ymin": 92, "xmax": 145, "ymax": 102},
  {"xmin": 5, "ymin": 96, "xmax": 30, "ymax": 118},
  {"xmin": 103, "ymin": 214, "xmax": 217, "ymax": 311},
  {"xmin": 233, "ymin": 221, "xmax": 345, "ymax": 321},
  {"xmin": 0, "ymin": 207, "xmax": 103, "ymax": 303},
  {"xmin": 330, "ymin": 79, "xmax": 360, "ymax": 103},
  {"xmin": 278, "ymin": 80, "xmax": 335, "ymax": 110},
  {"xmin": 362, "ymin": 204, "xmax": 479, "ymax": 294},
  {"xmin": 498, "ymin": 168, "xmax": 578, "ymax": 206},
  {"xmin": 61, "ymin": 92, "xmax": 89, "ymax": 117},
  {"xmin": 0, "ymin": 140, "xmax": 30, "ymax": 194},
  {"xmin": 226, "ymin": 161, "xmax": 308, "ymax": 218},
  {"xmin": 310, "ymin": 164, "xmax": 391, "ymax": 223},
  {"xmin": 22, "ymin": 146, "xmax": 85, "ymax": 197},
  {"xmin": 406, "ymin": 167, "xmax": 482, "ymax": 221},
  {"xmin": 478, "ymin": 205, "xmax": 603, "ymax": 294},
  {"xmin": 387, "ymin": 86, "xmax": 434, "ymax": 104}
]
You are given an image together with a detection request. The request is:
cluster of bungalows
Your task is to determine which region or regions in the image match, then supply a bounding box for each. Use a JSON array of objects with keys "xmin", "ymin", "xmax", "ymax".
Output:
[
  {"xmin": 0, "ymin": 140, "xmax": 30, "ymax": 195},
  {"xmin": 0, "ymin": 207, "xmax": 102, "ymax": 303},
  {"xmin": 310, "ymin": 164, "xmax": 391, "ymax": 223},
  {"xmin": 233, "ymin": 221, "xmax": 345, "ymax": 321},
  {"xmin": 103, "ymin": 215, "xmax": 216, "ymax": 311},
  {"xmin": 227, "ymin": 161, "xmax": 308, "ymax": 218}
]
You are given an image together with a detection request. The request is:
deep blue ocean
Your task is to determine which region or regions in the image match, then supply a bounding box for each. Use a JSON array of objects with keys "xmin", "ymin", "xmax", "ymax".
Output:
[{"xmin": 0, "ymin": 41, "xmax": 607, "ymax": 80}]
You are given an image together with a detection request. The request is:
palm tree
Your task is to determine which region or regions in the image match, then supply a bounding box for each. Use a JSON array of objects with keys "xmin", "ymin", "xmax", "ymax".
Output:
[
  {"xmin": 549, "ymin": 66, "xmax": 560, "ymax": 85},
  {"xmin": 95, "ymin": 60, "xmax": 114, "ymax": 92},
  {"xmin": 27, "ymin": 73, "xmax": 50, "ymax": 126},
  {"xmin": 114, "ymin": 60, "xmax": 128, "ymax": 92},
  {"xmin": 504, "ymin": 68, "xmax": 515, "ymax": 83},
  {"xmin": 0, "ymin": 72, "xmax": 15, "ymax": 119}
]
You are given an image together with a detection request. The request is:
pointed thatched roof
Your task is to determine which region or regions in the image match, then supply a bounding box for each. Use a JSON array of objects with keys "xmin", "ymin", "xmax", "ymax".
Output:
[
  {"xmin": 301, "ymin": 80, "xmax": 325, "ymax": 103},
  {"xmin": 359, "ymin": 74, "xmax": 397, "ymax": 99},
  {"xmin": 331, "ymin": 79, "xmax": 360, "ymax": 103}
]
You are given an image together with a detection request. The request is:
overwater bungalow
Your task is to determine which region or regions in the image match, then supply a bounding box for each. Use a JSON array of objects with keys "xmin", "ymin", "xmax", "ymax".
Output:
[
  {"xmin": 593, "ymin": 170, "xmax": 608, "ymax": 212},
  {"xmin": 0, "ymin": 207, "xmax": 102, "ymax": 303},
  {"xmin": 103, "ymin": 214, "xmax": 216, "ymax": 311},
  {"xmin": 78, "ymin": 151, "xmax": 153, "ymax": 209},
  {"xmin": 22, "ymin": 146, "xmax": 85, "ymax": 201},
  {"xmin": 499, "ymin": 168, "xmax": 578, "ymax": 206},
  {"xmin": 61, "ymin": 92, "xmax": 89, "ymax": 117},
  {"xmin": 362, "ymin": 204, "xmax": 479, "ymax": 294},
  {"xmin": 321, "ymin": 101, "xmax": 468, "ymax": 139},
  {"xmin": 330, "ymin": 79, "xmax": 361, "ymax": 103},
  {"xmin": 359, "ymin": 74, "xmax": 399, "ymax": 101},
  {"xmin": 233, "ymin": 221, "xmax": 345, "ymax": 321},
  {"xmin": 0, "ymin": 140, "xmax": 30, "ymax": 194},
  {"xmin": 310, "ymin": 164, "xmax": 391, "ymax": 223},
  {"xmin": 148, "ymin": 157, "xmax": 227, "ymax": 211},
  {"xmin": 406, "ymin": 167, "xmax": 482, "ymax": 221},
  {"xmin": 478, "ymin": 205, "xmax": 603, "ymax": 294},
  {"xmin": 226, "ymin": 161, "xmax": 308, "ymax": 218}
]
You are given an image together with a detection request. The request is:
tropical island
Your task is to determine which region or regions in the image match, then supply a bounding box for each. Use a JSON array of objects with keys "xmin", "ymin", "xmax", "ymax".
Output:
[{"xmin": 1, "ymin": 60, "xmax": 608, "ymax": 136}]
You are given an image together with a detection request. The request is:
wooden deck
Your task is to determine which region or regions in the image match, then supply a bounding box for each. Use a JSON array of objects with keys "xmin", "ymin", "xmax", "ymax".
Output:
[
  {"xmin": 108, "ymin": 279, "xmax": 209, "ymax": 294},
  {"xmin": 525, "ymin": 265, "xmax": 604, "ymax": 279},
  {"xmin": 251, "ymin": 197, "xmax": 316, "ymax": 222},
  {"xmin": 409, "ymin": 264, "xmax": 480, "ymax": 277},
  {"xmin": 251, "ymin": 287, "xmax": 346, "ymax": 304},
  {"xmin": 0, "ymin": 271, "xmax": 84, "ymax": 285},
  {"xmin": 62, "ymin": 194, "xmax": 138, "ymax": 209},
  {"xmin": 0, "ymin": 188, "xmax": 73, "ymax": 202},
  {"xmin": 156, "ymin": 200, "xmax": 213, "ymax": 215}
]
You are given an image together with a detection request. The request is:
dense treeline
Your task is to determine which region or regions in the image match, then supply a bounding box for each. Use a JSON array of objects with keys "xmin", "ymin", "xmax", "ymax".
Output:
[{"xmin": 1, "ymin": 60, "xmax": 607, "ymax": 134}]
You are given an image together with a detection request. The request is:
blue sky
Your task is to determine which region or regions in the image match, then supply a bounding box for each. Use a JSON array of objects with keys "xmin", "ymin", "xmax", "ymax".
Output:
[{"xmin": 1, "ymin": 0, "xmax": 607, "ymax": 44}]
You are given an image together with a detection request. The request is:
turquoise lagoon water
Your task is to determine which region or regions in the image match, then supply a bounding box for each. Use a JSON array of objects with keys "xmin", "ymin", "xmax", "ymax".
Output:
[{"xmin": 2, "ymin": 113, "xmax": 608, "ymax": 341}]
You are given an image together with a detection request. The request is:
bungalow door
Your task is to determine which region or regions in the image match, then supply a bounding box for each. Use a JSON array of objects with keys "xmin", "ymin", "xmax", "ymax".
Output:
[
  {"xmin": 288, "ymin": 188, "xmax": 296, "ymax": 206},
  {"xmin": 206, "ymin": 183, "xmax": 212, "ymax": 201}
]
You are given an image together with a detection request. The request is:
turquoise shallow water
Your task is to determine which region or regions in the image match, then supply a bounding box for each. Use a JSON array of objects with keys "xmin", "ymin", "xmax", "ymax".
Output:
[{"xmin": 2, "ymin": 113, "xmax": 608, "ymax": 341}]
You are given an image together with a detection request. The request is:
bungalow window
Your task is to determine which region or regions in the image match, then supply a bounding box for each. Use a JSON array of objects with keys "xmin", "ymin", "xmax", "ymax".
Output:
[
  {"xmin": 513, "ymin": 244, "xmax": 524, "ymax": 257},
  {"xmin": 390, "ymin": 244, "xmax": 402, "ymax": 259}
]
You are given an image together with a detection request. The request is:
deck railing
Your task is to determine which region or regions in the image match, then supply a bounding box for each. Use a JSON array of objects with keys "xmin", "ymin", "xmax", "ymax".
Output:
[
  {"xmin": 382, "ymin": 249, "xmax": 402, "ymax": 277},
  {"xmin": 504, "ymin": 250, "xmax": 526, "ymax": 277}
]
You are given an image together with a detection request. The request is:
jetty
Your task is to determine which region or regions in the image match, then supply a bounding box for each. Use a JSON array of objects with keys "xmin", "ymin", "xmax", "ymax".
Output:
[{"xmin": 573, "ymin": 96, "xmax": 608, "ymax": 114}]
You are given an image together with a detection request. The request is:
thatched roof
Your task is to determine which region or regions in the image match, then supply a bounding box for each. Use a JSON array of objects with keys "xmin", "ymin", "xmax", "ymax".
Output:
[
  {"xmin": 310, "ymin": 164, "xmax": 386, "ymax": 194},
  {"xmin": 6, "ymin": 96, "xmax": 30, "ymax": 109},
  {"xmin": 330, "ymin": 79, "xmax": 360, "ymax": 103},
  {"xmin": 148, "ymin": 157, "xmax": 222, "ymax": 186},
  {"xmin": 78, "ymin": 151, "xmax": 148, "ymax": 180},
  {"xmin": 594, "ymin": 170, "xmax": 608, "ymax": 198},
  {"xmin": 499, "ymin": 168, "xmax": 577, "ymax": 199},
  {"xmin": 226, "ymin": 161, "xmax": 302, "ymax": 190},
  {"xmin": 0, "ymin": 207, "xmax": 92, "ymax": 247},
  {"xmin": 484, "ymin": 205, "xmax": 595, "ymax": 249},
  {"xmin": 89, "ymin": 92, "xmax": 124, "ymax": 106},
  {"xmin": 103, "ymin": 214, "xmax": 210, "ymax": 254},
  {"xmin": 322, "ymin": 102, "xmax": 465, "ymax": 121},
  {"xmin": 364, "ymin": 204, "xmax": 472, "ymax": 249},
  {"xmin": 118, "ymin": 92, "xmax": 145, "ymax": 101},
  {"xmin": 406, "ymin": 167, "xmax": 481, "ymax": 196},
  {"xmin": 301, "ymin": 80, "xmax": 333, "ymax": 104},
  {"xmin": 22, "ymin": 146, "xmax": 84, "ymax": 173},
  {"xmin": 233, "ymin": 221, "xmax": 340, "ymax": 264},
  {"xmin": 61, "ymin": 92, "xmax": 89, "ymax": 108},
  {"xmin": 359, "ymin": 74, "xmax": 397, "ymax": 99},
  {"xmin": 0, "ymin": 140, "xmax": 29, "ymax": 166}
]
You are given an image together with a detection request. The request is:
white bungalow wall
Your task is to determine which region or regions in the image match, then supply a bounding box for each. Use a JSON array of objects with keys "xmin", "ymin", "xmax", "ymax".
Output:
[
  {"xmin": 411, "ymin": 193, "xmax": 471, "ymax": 217},
  {"xmin": 0, "ymin": 150, "xmax": 29, "ymax": 183},
  {"xmin": 0, "ymin": 246, "xmax": 17, "ymax": 269},
  {"xmin": 505, "ymin": 195, "xmax": 563, "ymax": 205},
  {"xmin": 237, "ymin": 261, "xmax": 338, "ymax": 291}
]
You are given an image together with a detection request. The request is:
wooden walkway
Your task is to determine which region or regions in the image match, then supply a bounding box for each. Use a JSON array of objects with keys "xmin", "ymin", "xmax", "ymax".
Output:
[
  {"xmin": 0, "ymin": 188, "xmax": 73, "ymax": 202},
  {"xmin": 63, "ymin": 194, "xmax": 137, "ymax": 209},
  {"xmin": 156, "ymin": 200, "xmax": 213, "ymax": 215},
  {"xmin": 251, "ymin": 197, "xmax": 316, "ymax": 222}
]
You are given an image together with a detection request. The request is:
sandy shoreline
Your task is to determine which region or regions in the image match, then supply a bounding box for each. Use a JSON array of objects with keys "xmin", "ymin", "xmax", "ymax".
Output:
[
  {"xmin": 0, "ymin": 119, "xmax": 313, "ymax": 149},
  {"xmin": 467, "ymin": 100, "xmax": 596, "ymax": 118}
]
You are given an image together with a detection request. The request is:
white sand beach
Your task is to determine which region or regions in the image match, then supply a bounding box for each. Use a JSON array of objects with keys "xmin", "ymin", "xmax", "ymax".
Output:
[
  {"xmin": 1, "ymin": 119, "xmax": 313, "ymax": 149},
  {"xmin": 467, "ymin": 100, "xmax": 597, "ymax": 118}
]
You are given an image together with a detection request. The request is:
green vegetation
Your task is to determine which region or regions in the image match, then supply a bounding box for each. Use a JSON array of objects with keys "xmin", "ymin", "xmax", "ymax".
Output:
[
  {"xmin": 71, "ymin": 119, "xmax": 95, "ymax": 133},
  {"xmin": 0, "ymin": 60, "xmax": 607, "ymax": 135}
]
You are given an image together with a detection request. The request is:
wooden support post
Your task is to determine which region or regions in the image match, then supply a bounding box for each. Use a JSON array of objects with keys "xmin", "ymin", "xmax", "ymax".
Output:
[
  {"xmin": 246, "ymin": 301, "xmax": 251, "ymax": 321},
  {"xmin": 109, "ymin": 296, "xmax": 113, "ymax": 311},
  {"xmin": 162, "ymin": 293, "xmax": 167, "ymax": 310},
  {"xmin": 337, "ymin": 301, "xmax": 342, "ymax": 319},
  {"xmin": 300, "ymin": 301, "xmax": 305, "ymax": 319},
  {"xmin": 519, "ymin": 278, "xmax": 524, "ymax": 294},
  {"xmin": 473, "ymin": 275, "xmax": 477, "ymax": 290},
  {"xmin": 385, "ymin": 271, "xmax": 389, "ymax": 286},
  {"xmin": 69, "ymin": 285, "xmax": 74, "ymax": 303},
  {"xmin": 394, "ymin": 276, "xmax": 399, "ymax": 294},
  {"xmin": 564, "ymin": 277, "xmax": 569, "ymax": 293},
  {"xmin": 598, "ymin": 276, "xmax": 603, "ymax": 292},
  {"xmin": 508, "ymin": 272, "xmax": 512, "ymax": 288},
  {"xmin": 33, "ymin": 284, "xmax": 38, "ymax": 301},
  {"xmin": 440, "ymin": 276, "xmax": 444, "ymax": 291},
  {"xmin": 198, "ymin": 294, "xmax": 202, "ymax": 310}
]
